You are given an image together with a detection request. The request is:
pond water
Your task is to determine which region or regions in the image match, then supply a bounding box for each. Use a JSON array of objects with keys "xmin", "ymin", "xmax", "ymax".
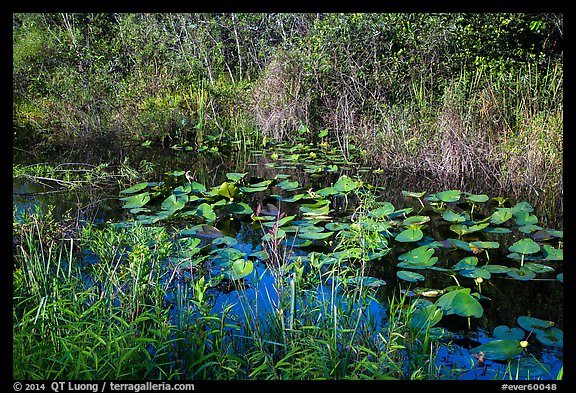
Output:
[{"xmin": 13, "ymin": 143, "xmax": 563, "ymax": 380}]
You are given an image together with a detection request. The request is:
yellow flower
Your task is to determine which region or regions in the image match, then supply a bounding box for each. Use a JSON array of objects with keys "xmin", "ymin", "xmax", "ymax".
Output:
[{"xmin": 520, "ymin": 340, "xmax": 529, "ymax": 348}]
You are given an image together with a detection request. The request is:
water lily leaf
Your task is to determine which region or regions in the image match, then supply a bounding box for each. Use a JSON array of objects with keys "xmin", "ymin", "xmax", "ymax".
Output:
[
  {"xmin": 398, "ymin": 246, "xmax": 435, "ymax": 264},
  {"xmin": 507, "ymin": 267, "xmax": 536, "ymax": 281},
  {"xmin": 218, "ymin": 182, "xmax": 240, "ymax": 200},
  {"xmin": 173, "ymin": 183, "xmax": 192, "ymax": 196},
  {"xmin": 523, "ymin": 263, "xmax": 555, "ymax": 274},
  {"xmin": 489, "ymin": 208, "xmax": 513, "ymax": 225},
  {"xmin": 166, "ymin": 170, "xmax": 186, "ymax": 177},
  {"xmin": 325, "ymin": 222, "xmax": 351, "ymax": 231},
  {"xmin": 342, "ymin": 276, "xmax": 386, "ymax": 288},
  {"xmin": 483, "ymin": 265, "xmax": 510, "ymax": 274},
  {"xmin": 279, "ymin": 193, "xmax": 306, "ymax": 203},
  {"xmin": 465, "ymin": 193, "xmax": 489, "ymax": 203},
  {"xmin": 507, "ymin": 358, "xmax": 553, "ymax": 378},
  {"xmin": 557, "ymin": 273, "xmax": 563, "ymax": 283},
  {"xmin": 436, "ymin": 288, "xmax": 483, "ymax": 318},
  {"xmin": 121, "ymin": 192, "xmax": 151, "ymax": 209},
  {"xmin": 469, "ymin": 241, "xmax": 500, "ymax": 250},
  {"xmin": 368, "ymin": 202, "xmax": 396, "ymax": 219},
  {"xmin": 508, "ymin": 238, "xmax": 540, "ymax": 255},
  {"xmin": 181, "ymin": 224, "xmax": 223, "ymax": 239},
  {"xmin": 442, "ymin": 209, "xmax": 467, "ymax": 223},
  {"xmin": 315, "ymin": 186, "xmax": 338, "ymax": 197},
  {"xmin": 334, "ymin": 175, "xmax": 357, "ymax": 193},
  {"xmin": 195, "ymin": 203, "xmax": 217, "ymax": 222},
  {"xmin": 226, "ymin": 202, "xmax": 254, "ymax": 215},
  {"xmin": 277, "ymin": 179, "xmax": 300, "ymax": 191},
  {"xmin": 494, "ymin": 325, "xmax": 525, "ymax": 340},
  {"xmin": 402, "ymin": 190, "xmax": 426, "ymax": 198},
  {"xmin": 482, "ymin": 227, "xmax": 512, "ymax": 234},
  {"xmin": 402, "ymin": 215, "xmax": 430, "ymax": 226},
  {"xmin": 161, "ymin": 194, "xmax": 186, "ymax": 212},
  {"xmin": 410, "ymin": 304, "xmax": 443, "ymax": 330},
  {"xmin": 469, "ymin": 339, "xmax": 523, "ymax": 361},
  {"xmin": 225, "ymin": 172, "xmax": 247, "ymax": 182},
  {"xmin": 452, "ymin": 256, "xmax": 478, "ymax": 270},
  {"xmin": 511, "ymin": 201, "xmax": 534, "ymax": 214},
  {"xmin": 397, "ymin": 270, "xmax": 426, "ymax": 282},
  {"xmin": 535, "ymin": 327, "xmax": 563, "ymax": 347},
  {"xmin": 249, "ymin": 250, "xmax": 270, "ymax": 261},
  {"xmin": 445, "ymin": 238, "xmax": 472, "ymax": 251},
  {"xmin": 435, "ymin": 190, "xmax": 461, "ymax": 203},
  {"xmin": 225, "ymin": 259, "xmax": 254, "ymax": 280},
  {"xmin": 517, "ymin": 316, "xmax": 555, "ymax": 333},
  {"xmin": 188, "ymin": 181, "xmax": 207, "ymax": 193},
  {"xmin": 298, "ymin": 231, "xmax": 333, "ymax": 240},
  {"xmin": 542, "ymin": 245, "xmax": 563, "ymax": 261},
  {"xmin": 120, "ymin": 182, "xmax": 150, "ymax": 194},
  {"xmin": 395, "ymin": 227, "xmax": 424, "ymax": 243},
  {"xmin": 450, "ymin": 222, "xmax": 489, "ymax": 236},
  {"xmin": 514, "ymin": 211, "xmax": 539, "ymax": 226}
]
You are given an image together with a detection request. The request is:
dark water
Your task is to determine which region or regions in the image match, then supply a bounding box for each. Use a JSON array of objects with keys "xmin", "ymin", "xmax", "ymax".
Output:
[{"xmin": 12, "ymin": 145, "xmax": 563, "ymax": 380}]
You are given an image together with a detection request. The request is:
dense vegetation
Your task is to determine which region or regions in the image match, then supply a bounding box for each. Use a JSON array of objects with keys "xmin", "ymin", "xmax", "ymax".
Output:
[
  {"xmin": 12, "ymin": 13, "xmax": 564, "ymax": 381},
  {"xmin": 13, "ymin": 13, "xmax": 563, "ymax": 226}
]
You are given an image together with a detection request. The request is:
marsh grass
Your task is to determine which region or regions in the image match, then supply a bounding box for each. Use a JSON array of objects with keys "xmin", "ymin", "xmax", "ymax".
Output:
[{"xmin": 18, "ymin": 193, "xmax": 537, "ymax": 380}]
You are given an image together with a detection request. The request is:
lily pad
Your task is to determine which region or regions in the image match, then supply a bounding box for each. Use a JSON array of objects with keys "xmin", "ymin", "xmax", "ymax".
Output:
[
  {"xmin": 442, "ymin": 209, "xmax": 467, "ymax": 223},
  {"xmin": 395, "ymin": 227, "xmax": 424, "ymax": 243},
  {"xmin": 535, "ymin": 327, "xmax": 563, "ymax": 347},
  {"xmin": 334, "ymin": 175, "xmax": 357, "ymax": 193},
  {"xmin": 410, "ymin": 304, "xmax": 443, "ymax": 330},
  {"xmin": 397, "ymin": 270, "xmax": 426, "ymax": 282},
  {"xmin": 469, "ymin": 339, "xmax": 523, "ymax": 361},
  {"xmin": 225, "ymin": 259, "xmax": 254, "ymax": 280},
  {"xmin": 517, "ymin": 316, "xmax": 555, "ymax": 333},
  {"xmin": 121, "ymin": 192, "xmax": 151, "ymax": 209},
  {"xmin": 507, "ymin": 267, "xmax": 536, "ymax": 281},
  {"xmin": 508, "ymin": 238, "xmax": 540, "ymax": 255},
  {"xmin": 120, "ymin": 182, "xmax": 150, "ymax": 194},
  {"xmin": 226, "ymin": 202, "xmax": 254, "ymax": 215},
  {"xmin": 436, "ymin": 288, "xmax": 483, "ymax": 318},
  {"xmin": 507, "ymin": 357, "xmax": 553, "ymax": 378},
  {"xmin": 494, "ymin": 325, "xmax": 525, "ymax": 340},
  {"xmin": 542, "ymin": 245, "xmax": 563, "ymax": 261},
  {"xmin": 435, "ymin": 190, "xmax": 461, "ymax": 203}
]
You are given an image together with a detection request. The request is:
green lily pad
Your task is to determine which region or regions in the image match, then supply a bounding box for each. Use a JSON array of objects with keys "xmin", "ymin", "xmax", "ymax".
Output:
[
  {"xmin": 342, "ymin": 276, "xmax": 386, "ymax": 288},
  {"xmin": 483, "ymin": 265, "xmax": 510, "ymax": 274},
  {"xmin": 507, "ymin": 357, "xmax": 553, "ymax": 378},
  {"xmin": 465, "ymin": 193, "xmax": 489, "ymax": 203},
  {"xmin": 542, "ymin": 245, "xmax": 563, "ymax": 261},
  {"xmin": 458, "ymin": 267, "xmax": 491, "ymax": 280},
  {"xmin": 469, "ymin": 339, "xmax": 523, "ymax": 361},
  {"xmin": 509, "ymin": 238, "xmax": 540, "ymax": 255},
  {"xmin": 277, "ymin": 179, "xmax": 300, "ymax": 191},
  {"xmin": 435, "ymin": 190, "xmax": 461, "ymax": 203},
  {"xmin": 225, "ymin": 259, "xmax": 254, "ymax": 280},
  {"xmin": 397, "ymin": 270, "xmax": 426, "ymax": 282},
  {"xmin": 298, "ymin": 230, "xmax": 333, "ymax": 240},
  {"xmin": 395, "ymin": 227, "xmax": 424, "ymax": 243},
  {"xmin": 489, "ymin": 208, "xmax": 513, "ymax": 225},
  {"xmin": 120, "ymin": 182, "xmax": 150, "ymax": 194},
  {"xmin": 195, "ymin": 203, "xmax": 216, "ymax": 222},
  {"xmin": 226, "ymin": 202, "xmax": 254, "ymax": 215},
  {"xmin": 436, "ymin": 288, "xmax": 483, "ymax": 318},
  {"xmin": 402, "ymin": 190, "xmax": 426, "ymax": 198},
  {"xmin": 535, "ymin": 327, "xmax": 563, "ymax": 347},
  {"xmin": 410, "ymin": 304, "xmax": 443, "ymax": 330},
  {"xmin": 368, "ymin": 202, "xmax": 396, "ymax": 219},
  {"xmin": 121, "ymin": 192, "xmax": 151, "ymax": 209},
  {"xmin": 494, "ymin": 325, "xmax": 525, "ymax": 340},
  {"xmin": 225, "ymin": 172, "xmax": 247, "ymax": 182},
  {"xmin": 507, "ymin": 267, "xmax": 536, "ymax": 281},
  {"xmin": 517, "ymin": 316, "xmax": 555, "ymax": 333},
  {"xmin": 442, "ymin": 209, "xmax": 467, "ymax": 223},
  {"xmin": 334, "ymin": 175, "xmax": 357, "ymax": 193}
]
